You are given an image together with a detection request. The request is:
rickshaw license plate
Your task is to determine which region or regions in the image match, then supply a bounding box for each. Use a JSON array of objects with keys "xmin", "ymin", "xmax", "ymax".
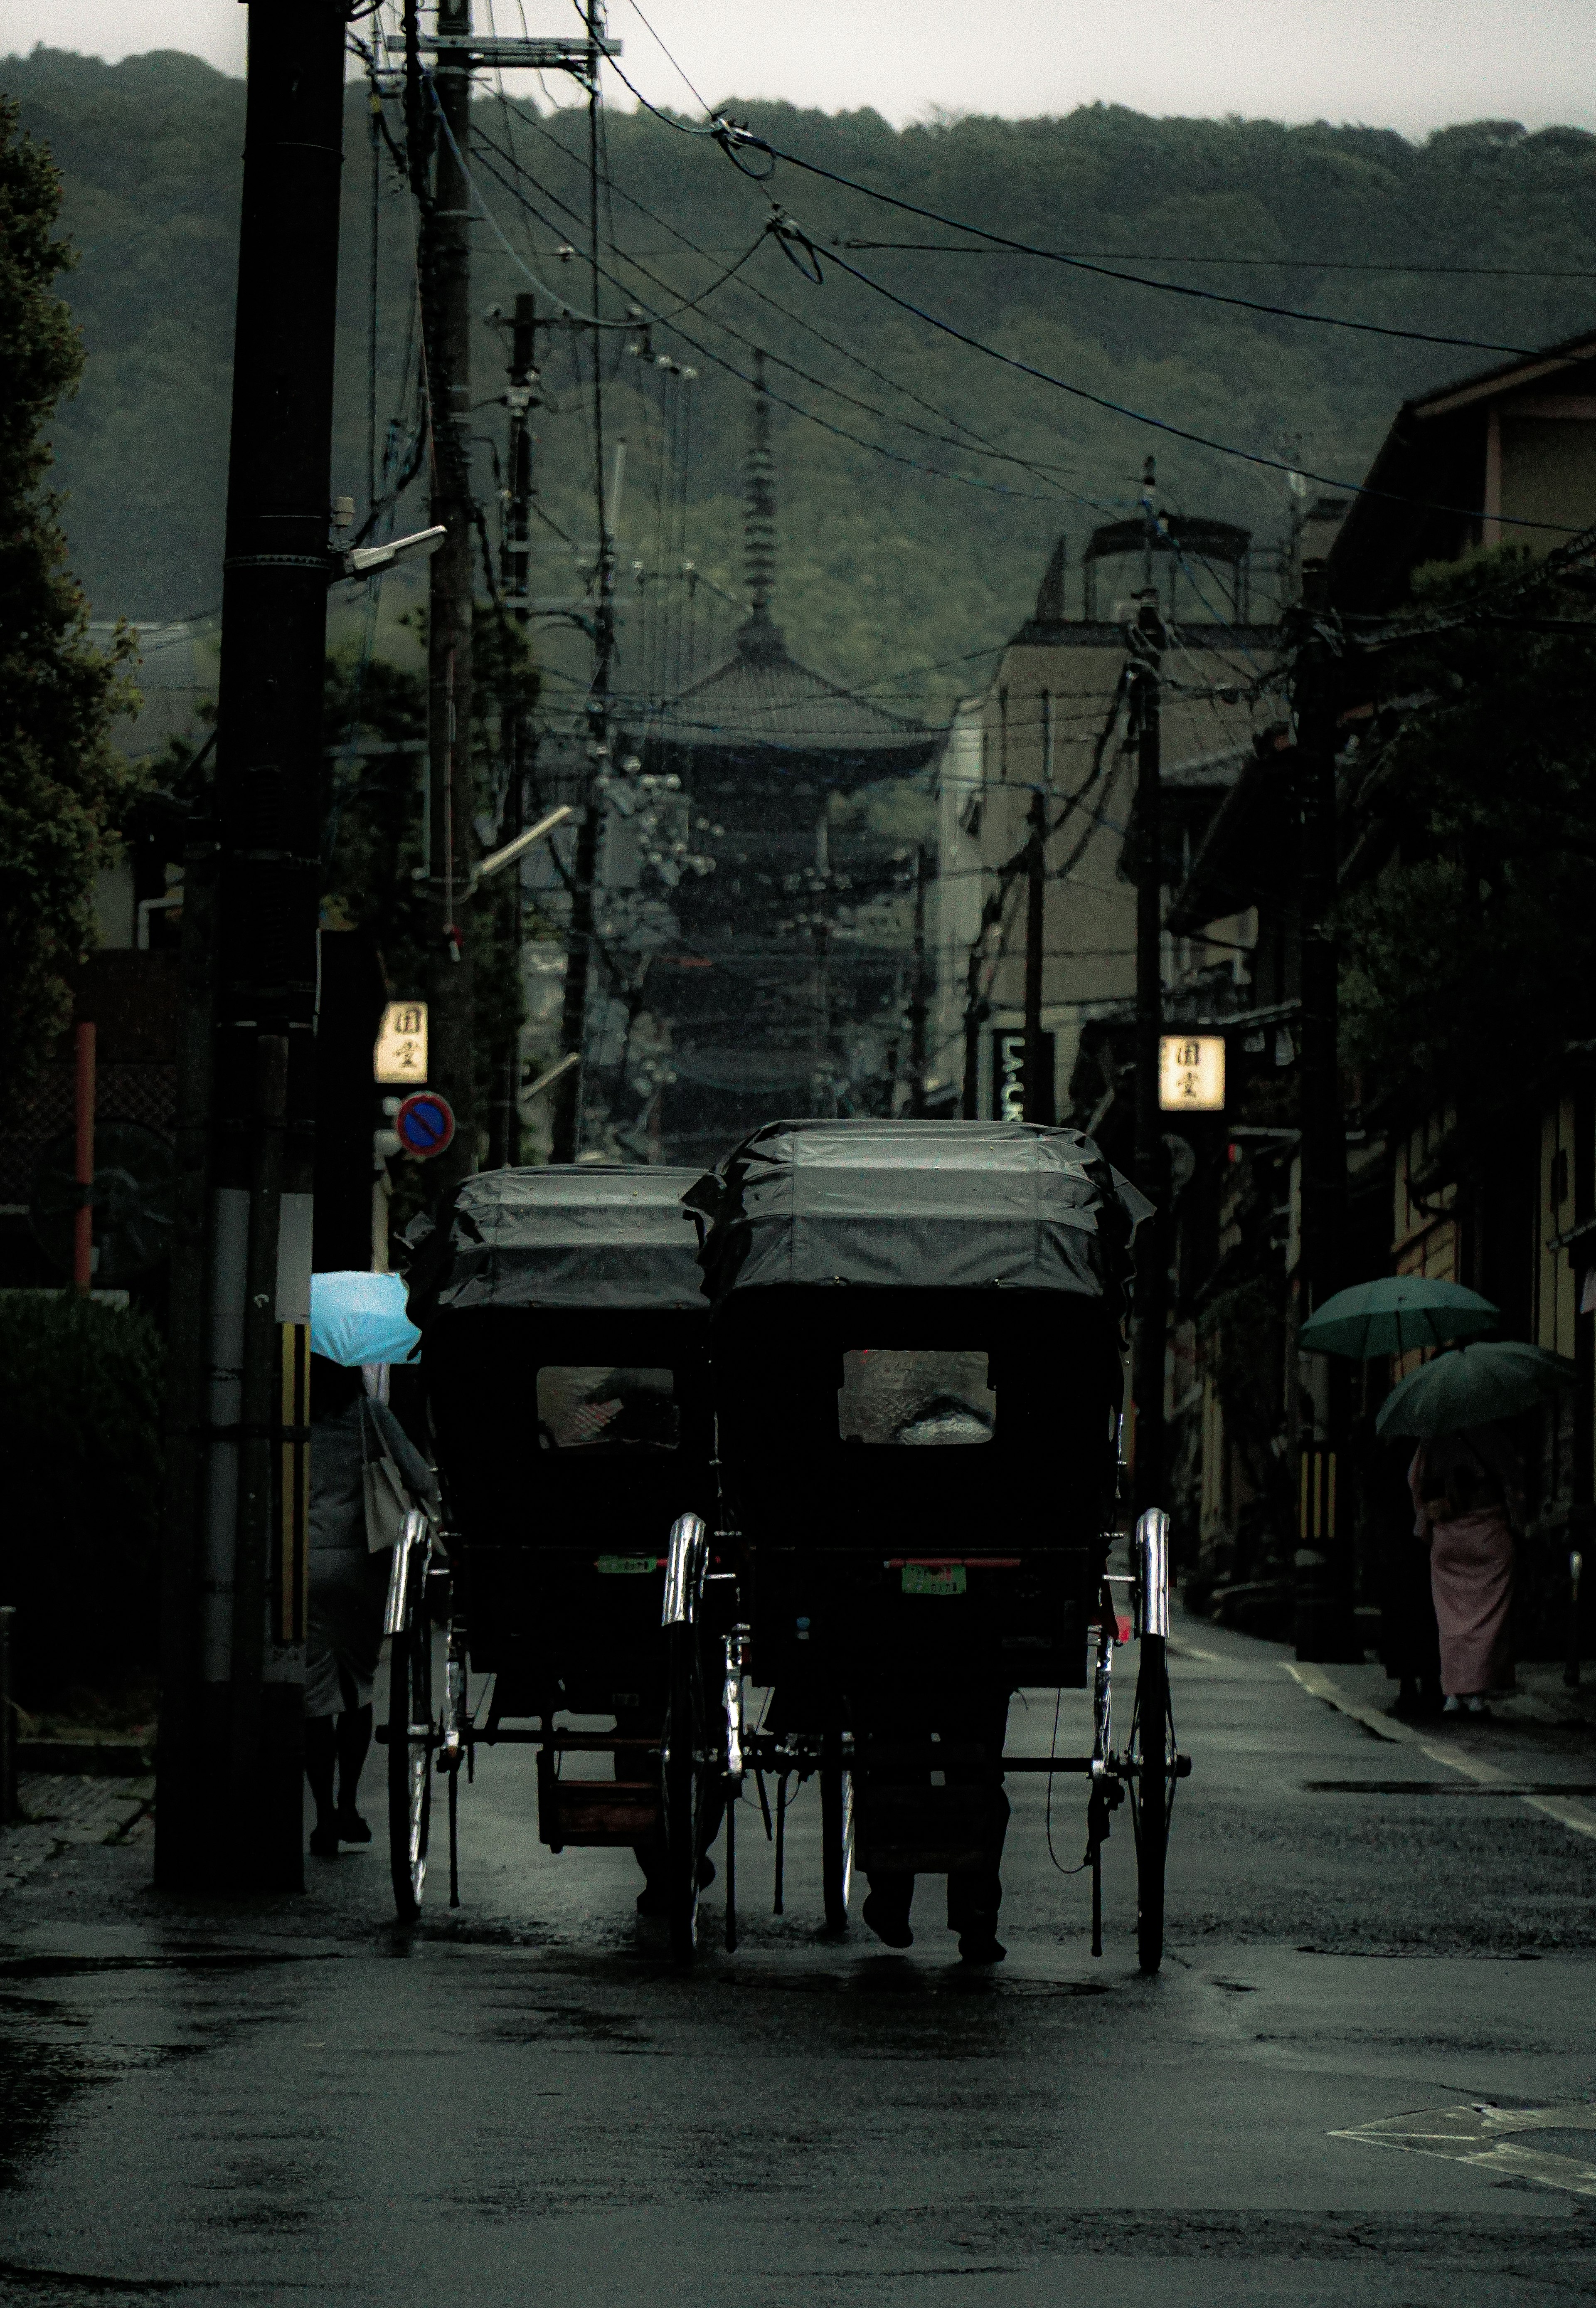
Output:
[
  {"xmin": 595, "ymin": 1554, "xmax": 659, "ymax": 1575},
  {"xmin": 901, "ymin": 1565, "xmax": 967, "ymax": 1596}
]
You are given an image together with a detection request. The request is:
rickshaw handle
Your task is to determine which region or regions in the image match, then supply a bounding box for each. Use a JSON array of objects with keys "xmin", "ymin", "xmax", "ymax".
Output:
[
  {"xmin": 662, "ymin": 1513, "xmax": 709, "ymax": 1627},
  {"xmin": 1137, "ymin": 1508, "xmax": 1170, "ymax": 1639},
  {"xmin": 383, "ymin": 1509, "xmax": 432, "ymax": 1638}
]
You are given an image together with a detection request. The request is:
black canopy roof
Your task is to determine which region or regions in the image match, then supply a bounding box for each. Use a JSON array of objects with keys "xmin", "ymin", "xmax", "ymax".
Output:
[
  {"xmin": 689, "ymin": 1120, "xmax": 1150, "ymax": 1312},
  {"xmin": 406, "ymin": 1166, "xmax": 709, "ymax": 1319}
]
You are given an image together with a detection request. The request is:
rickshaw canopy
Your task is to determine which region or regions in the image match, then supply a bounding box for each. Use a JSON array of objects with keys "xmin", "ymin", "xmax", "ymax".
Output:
[
  {"xmin": 689, "ymin": 1119, "xmax": 1150, "ymax": 1313},
  {"xmin": 406, "ymin": 1165, "xmax": 709, "ymax": 1319}
]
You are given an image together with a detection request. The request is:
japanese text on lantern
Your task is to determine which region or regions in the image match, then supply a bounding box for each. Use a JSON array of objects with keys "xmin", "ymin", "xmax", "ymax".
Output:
[
  {"xmin": 374, "ymin": 1000, "xmax": 429, "ymax": 1086},
  {"xmin": 1158, "ymin": 1033, "xmax": 1224, "ymax": 1112}
]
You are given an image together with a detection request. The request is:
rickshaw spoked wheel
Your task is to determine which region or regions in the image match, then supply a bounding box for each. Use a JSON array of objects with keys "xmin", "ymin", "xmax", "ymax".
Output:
[
  {"xmin": 663, "ymin": 1620, "xmax": 709, "ymax": 1964},
  {"xmin": 1130, "ymin": 1632, "xmax": 1174, "ymax": 1975},
  {"xmin": 820, "ymin": 1728, "xmax": 854, "ymax": 1932},
  {"xmin": 387, "ymin": 1615, "xmax": 433, "ymax": 1924}
]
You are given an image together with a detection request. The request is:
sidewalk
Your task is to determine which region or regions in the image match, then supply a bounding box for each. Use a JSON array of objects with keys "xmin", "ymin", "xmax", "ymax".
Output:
[
  {"xmin": 1300, "ymin": 1650, "xmax": 1596, "ymax": 1732},
  {"xmin": 0, "ymin": 1769, "xmax": 154, "ymax": 1897}
]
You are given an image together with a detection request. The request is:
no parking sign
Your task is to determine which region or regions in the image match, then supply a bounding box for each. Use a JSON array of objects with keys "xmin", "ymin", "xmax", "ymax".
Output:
[{"xmin": 394, "ymin": 1091, "xmax": 456, "ymax": 1159}]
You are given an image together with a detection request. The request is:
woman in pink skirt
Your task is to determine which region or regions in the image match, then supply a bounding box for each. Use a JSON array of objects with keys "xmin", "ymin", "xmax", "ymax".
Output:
[{"xmin": 1408, "ymin": 1424, "xmax": 1523, "ymax": 1716}]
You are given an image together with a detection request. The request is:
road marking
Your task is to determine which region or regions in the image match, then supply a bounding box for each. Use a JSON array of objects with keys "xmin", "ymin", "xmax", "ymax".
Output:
[
  {"xmin": 1169, "ymin": 1640, "xmax": 1224, "ymax": 1662},
  {"xmin": 1332, "ymin": 2101, "xmax": 1596, "ymax": 2198},
  {"xmin": 1282, "ymin": 1663, "xmax": 1596, "ymax": 1838}
]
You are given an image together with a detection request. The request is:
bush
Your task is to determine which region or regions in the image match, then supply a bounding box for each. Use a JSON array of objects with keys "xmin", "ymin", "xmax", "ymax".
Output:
[{"xmin": 0, "ymin": 1292, "xmax": 163, "ymax": 1709}]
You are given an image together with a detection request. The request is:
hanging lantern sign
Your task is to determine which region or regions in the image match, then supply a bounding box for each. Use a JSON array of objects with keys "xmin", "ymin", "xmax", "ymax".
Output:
[
  {"xmin": 374, "ymin": 1000, "xmax": 428, "ymax": 1086},
  {"xmin": 1159, "ymin": 1034, "xmax": 1225, "ymax": 1113}
]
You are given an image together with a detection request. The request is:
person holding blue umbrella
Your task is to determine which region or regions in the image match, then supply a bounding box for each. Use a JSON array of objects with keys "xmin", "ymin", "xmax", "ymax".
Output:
[{"xmin": 305, "ymin": 1273, "xmax": 436, "ymax": 1859}]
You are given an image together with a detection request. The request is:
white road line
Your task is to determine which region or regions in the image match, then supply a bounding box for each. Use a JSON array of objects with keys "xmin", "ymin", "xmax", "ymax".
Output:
[
  {"xmin": 1282, "ymin": 1662, "xmax": 1596, "ymax": 1838},
  {"xmin": 1332, "ymin": 2102, "xmax": 1596, "ymax": 2199}
]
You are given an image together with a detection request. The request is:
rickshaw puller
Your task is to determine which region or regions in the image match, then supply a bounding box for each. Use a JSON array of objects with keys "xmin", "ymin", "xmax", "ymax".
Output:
[{"xmin": 857, "ymin": 1683, "xmax": 1011, "ymax": 1964}]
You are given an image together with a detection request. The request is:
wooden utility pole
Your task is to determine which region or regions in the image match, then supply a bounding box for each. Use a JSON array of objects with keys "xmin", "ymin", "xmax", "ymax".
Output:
[
  {"xmin": 1131, "ymin": 595, "xmax": 1167, "ymax": 1521},
  {"xmin": 1292, "ymin": 560, "xmax": 1356, "ymax": 1659},
  {"xmin": 158, "ymin": 0, "xmax": 344, "ymax": 1893},
  {"xmin": 422, "ymin": 0, "xmax": 478, "ymax": 1191},
  {"xmin": 489, "ymin": 291, "xmax": 537, "ymax": 1169},
  {"xmin": 550, "ymin": 3, "xmax": 615, "ymax": 1164}
]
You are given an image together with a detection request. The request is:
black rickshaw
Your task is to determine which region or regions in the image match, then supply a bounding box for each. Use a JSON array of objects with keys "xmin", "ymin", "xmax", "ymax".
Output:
[
  {"xmin": 384, "ymin": 1165, "xmax": 728, "ymax": 1955},
  {"xmin": 690, "ymin": 1117, "xmax": 1186, "ymax": 1973}
]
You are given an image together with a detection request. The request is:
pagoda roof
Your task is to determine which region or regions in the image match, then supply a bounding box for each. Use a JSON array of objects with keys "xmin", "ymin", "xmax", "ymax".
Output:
[{"xmin": 650, "ymin": 610, "xmax": 936, "ymax": 774}]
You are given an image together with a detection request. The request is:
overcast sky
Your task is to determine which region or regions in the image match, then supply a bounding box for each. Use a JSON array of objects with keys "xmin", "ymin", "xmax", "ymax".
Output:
[{"xmin": 5, "ymin": 0, "xmax": 1594, "ymax": 136}]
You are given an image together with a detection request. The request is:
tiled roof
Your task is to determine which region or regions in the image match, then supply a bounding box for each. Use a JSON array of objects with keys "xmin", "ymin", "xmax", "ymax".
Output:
[{"xmin": 650, "ymin": 611, "xmax": 936, "ymax": 765}]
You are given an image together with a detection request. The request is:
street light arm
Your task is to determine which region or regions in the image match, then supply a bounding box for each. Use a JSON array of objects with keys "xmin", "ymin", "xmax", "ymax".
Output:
[
  {"xmin": 338, "ymin": 524, "xmax": 448, "ymax": 579},
  {"xmin": 472, "ymin": 804, "xmax": 573, "ymax": 888}
]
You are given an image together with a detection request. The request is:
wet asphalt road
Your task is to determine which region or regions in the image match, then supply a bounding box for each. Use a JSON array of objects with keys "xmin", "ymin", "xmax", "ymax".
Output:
[{"xmin": 5, "ymin": 1613, "xmax": 1596, "ymax": 2307}]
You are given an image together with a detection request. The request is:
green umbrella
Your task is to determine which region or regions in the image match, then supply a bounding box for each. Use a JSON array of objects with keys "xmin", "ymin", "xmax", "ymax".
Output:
[
  {"xmin": 1299, "ymin": 1276, "xmax": 1499, "ymax": 1361},
  {"xmin": 1375, "ymin": 1339, "xmax": 1578, "ymax": 1440}
]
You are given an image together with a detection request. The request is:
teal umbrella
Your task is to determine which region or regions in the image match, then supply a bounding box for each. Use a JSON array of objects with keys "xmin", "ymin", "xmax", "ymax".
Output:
[
  {"xmin": 1299, "ymin": 1276, "xmax": 1499, "ymax": 1361},
  {"xmin": 1375, "ymin": 1339, "xmax": 1578, "ymax": 1440}
]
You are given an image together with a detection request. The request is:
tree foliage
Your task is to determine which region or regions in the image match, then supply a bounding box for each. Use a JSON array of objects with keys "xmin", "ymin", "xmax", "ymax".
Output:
[
  {"xmin": 0, "ymin": 90, "xmax": 138, "ymax": 1078},
  {"xmin": 1338, "ymin": 550, "xmax": 1596, "ymax": 1128}
]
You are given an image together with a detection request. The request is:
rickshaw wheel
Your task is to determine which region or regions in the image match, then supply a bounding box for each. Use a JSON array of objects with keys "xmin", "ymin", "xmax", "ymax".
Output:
[
  {"xmin": 663, "ymin": 1620, "xmax": 708, "ymax": 1964},
  {"xmin": 820, "ymin": 1731, "xmax": 854, "ymax": 1931},
  {"xmin": 1130, "ymin": 1632, "xmax": 1173, "ymax": 1975},
  {"xmin": 387, "ymin": 1618, "xmax": 433, "ymax": 1924}
]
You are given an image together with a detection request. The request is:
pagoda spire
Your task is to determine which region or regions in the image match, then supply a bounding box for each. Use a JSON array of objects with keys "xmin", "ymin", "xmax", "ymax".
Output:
[{"xmin": 738, "ymin": 350, "xmax": 783, "ymax": 661}]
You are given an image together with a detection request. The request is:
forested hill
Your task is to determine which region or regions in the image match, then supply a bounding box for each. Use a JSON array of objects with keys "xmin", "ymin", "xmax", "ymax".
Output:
[{"xmin": 10, "ymin": 44, "xmax": 1596, "ymax": 703}]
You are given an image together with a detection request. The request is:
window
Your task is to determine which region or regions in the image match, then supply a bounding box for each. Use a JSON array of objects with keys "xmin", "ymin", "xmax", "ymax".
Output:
[
  {"xmin": 837, "ymin": 1350, "xmax": 995, "ymax": 1446},
  {"xmin": 537, "ymin": 1367, "xmax": 678, "ymax": 1450}
]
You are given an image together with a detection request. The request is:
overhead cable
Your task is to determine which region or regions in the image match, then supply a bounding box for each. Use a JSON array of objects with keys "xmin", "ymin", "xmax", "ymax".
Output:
[
  {"xmin": 724, "ymin": 131, "xmax": 1543, "ymax": 358},
  {"xmin": 765, "ymin": 221, "xmax": 1591, "ymax": 536}
]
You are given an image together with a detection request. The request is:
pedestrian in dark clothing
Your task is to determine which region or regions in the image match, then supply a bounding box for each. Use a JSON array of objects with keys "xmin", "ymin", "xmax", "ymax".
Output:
[{"xmin": 1377, "ymin": 1432, "xmax": 1445, "ymax": 1719}]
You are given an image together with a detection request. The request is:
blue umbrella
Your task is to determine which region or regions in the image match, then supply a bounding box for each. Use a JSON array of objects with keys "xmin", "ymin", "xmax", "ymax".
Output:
[{"xmin": 309, "ymin": 1270, "xmax": 421, "ymax": 1367}]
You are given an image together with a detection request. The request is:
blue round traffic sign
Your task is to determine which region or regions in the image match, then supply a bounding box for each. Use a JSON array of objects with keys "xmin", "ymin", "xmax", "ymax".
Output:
[{"xmin": 395, "ymin": 1091, "xmax": 456, "ymax": 1159}]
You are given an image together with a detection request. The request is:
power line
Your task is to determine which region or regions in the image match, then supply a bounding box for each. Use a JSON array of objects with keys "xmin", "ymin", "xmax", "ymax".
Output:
[
  {"xmin": 468, "ymin": 144, "xmax": 1077, "ymax": 504},
  {"xmin": 475, "ymin": 111, "xmax": 1101, "ymax": 504},
  {"xmin": 784, "ymin": 227, "xmax": 1592, "ymax": 537},
  {"xmin": 723, "ymin": 132, "xmax": 1549, "ymax": 358},
  {"xmin": 838, "ymin": 240, "xmax": 1596, "ymax": 283}
]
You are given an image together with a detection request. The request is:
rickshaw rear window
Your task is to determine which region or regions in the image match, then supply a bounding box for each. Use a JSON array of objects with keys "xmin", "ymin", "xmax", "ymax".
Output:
[
  {"xmin": 537, "ymin": 1366, "xmax": 679, "ymax": 1449},
  {"xmin": 838, "ymin": 1350, "xmax": 995, "ymax": 1446}
]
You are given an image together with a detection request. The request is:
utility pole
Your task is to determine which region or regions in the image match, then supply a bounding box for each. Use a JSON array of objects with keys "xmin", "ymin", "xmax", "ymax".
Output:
[
  {"xmin": 909, "ymin": 843, "xmax": 931, "ymax": 1116},
  {"xmin": 1293, "ymin": 560, "xmax": 1356, "ymax": 1659},
  {"xmin": 158, "ymin": 0, "xmax": 345, "ymax": 1893},
  {"xmin": 1022, "ymin": 792, "xmax": 1049, "ymax": 1123},
  {"xmin": 1131, "ymin": 594, "xmax": 1168, "ymax": 1521},
  {"xmin": 421, "ymin": 0, "xmax": 477, "ymax": 1191},
  {"xmin": 550, "ymin": 2, "xmax": 615, "ymax": 1164},
  {"xmin": 489, "ymin": 291, "xmax": 537, "ymax": 1169}
]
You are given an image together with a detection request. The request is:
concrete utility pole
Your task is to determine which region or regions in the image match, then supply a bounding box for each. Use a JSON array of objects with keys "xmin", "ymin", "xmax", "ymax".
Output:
[
  {"xmin": 1292, "ymin": 560, "xmax": 1357, "ymax": 1660},
  {"xmin": 549, "ymin": 1, "xmax": 616, "ymax": 1165},
  {"xmin": 422, "ymin": 0, "xmax": 478, "ymax": 1192},
  {"xmin": 158, "ymin": 0, "xmax": 345, "ymax": 1893},
  {"xmin": 1131, "ymin": 594, "xmax": 1168, "ymax": 1521},
  {"xmin": 909, "ymin": 844, "xmax": 931, "ymax": 1116},
  {"xmin": 1022, "ymin": 792, "xmax": 1049, "ymax": 1123}
]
